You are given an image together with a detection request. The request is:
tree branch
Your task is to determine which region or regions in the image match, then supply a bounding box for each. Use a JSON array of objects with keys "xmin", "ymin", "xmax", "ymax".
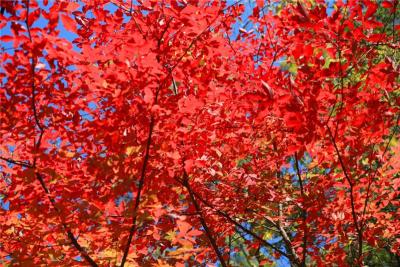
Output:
[
  {"xmin": 174, "ymin": 176, "xmax": 294, "ymax": 262},
  {"xmin": 120, "ymin": 115, "xmax": 155, "ymax": 267},
  {"xmin": 182, "ymin": 172, "xmax": 228, "ymax": 267},
  {"xmin": 23, "ymin": 2, "xmax": 98, "ymax": 266},
  {"xmin": 361, "ymin": 114, "xmax": 400, "ymax": 225},
  {"xmin": 0, "ymin": 156, "xmax": 33, "ymax": 168},
  {"xmin": 326, "ymin": 126, "xmax": 363, "ymax": 260},
  {"xmin": 294, "ymin": 153, "xmax": 307, "ymax": 267},
  {"xmin": 36, "ymin": 173, "xmax": 98, "ymax": 267},
  {"xmin": 273, "ymin": 146, "xmax": 301, "ymax": 266}
]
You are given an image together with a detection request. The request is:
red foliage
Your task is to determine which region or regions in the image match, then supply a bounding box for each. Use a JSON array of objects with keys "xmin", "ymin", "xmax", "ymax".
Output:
[{"xmin": 0, "ymin": 0, "xmax": 399, "ymax": 266}]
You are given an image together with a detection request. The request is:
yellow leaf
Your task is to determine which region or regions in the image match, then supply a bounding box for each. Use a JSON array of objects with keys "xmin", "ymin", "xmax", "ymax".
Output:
[
  {"xmin": 263, "ymin": 231, "xmax": 273, "ymax": 240},
  {"xmin": 65, "ymin": 151, "xmax": 75, "ymax": 158},
  {"xmin": 102, "ymin": 248, "xmax": 117, "ymax": 259},
  {"xmin": 155, "ymin": 259, "xmax": 173, "ymax": 267},
  {"xmin": 126, "ymin": 146, "xmax": 141, "ymax": 156},
  {"xmin": 165, "ymin": 230, "xmax": 176, "ymax": 242}
]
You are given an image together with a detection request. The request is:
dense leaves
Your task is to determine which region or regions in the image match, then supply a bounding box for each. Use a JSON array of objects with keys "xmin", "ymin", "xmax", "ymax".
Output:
[{"xmin": 0, "ymin": 0, "xmax": 399, "ymax": 266}]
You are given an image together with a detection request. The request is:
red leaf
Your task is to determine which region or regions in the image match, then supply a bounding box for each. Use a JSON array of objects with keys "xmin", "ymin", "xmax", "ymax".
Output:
[
  {"xmin": 66, "ymin": 2, "xmax": 80, "ymax": 12},
  {"xmin": 181, "ymin": 95, "xmax": 204, "ymax": 114},
  {"xmin": 364, "ymin": 2, "xmax": 378, "ymax": 18},
  {"xmin": 60, "ymin": 14, "xmax": 76, "ymax": 32},
  {"xmin": 184, "ymin": 159, "xmax": 194, "ymax": 173},
  {"xmin": 144, "ymin": 87, "xmax": 154, "ymax": 104},
  {"xmin": 0, "ymin": 35, "xmax": 13, "ymax": 42},
  {"xmin": 177, "ymin": 221, "xmax": 191, "ymax": 235},
  {"xmin": 256, "ymin": 0, "xmax": 264, "ymax": 7},
  {"xmin": 382, "ymin": 1, "xmax": 393, "ymax": 8},
  {"xmin": 188, "ymin": 229, "xmax": 203, "ymax": 237}
]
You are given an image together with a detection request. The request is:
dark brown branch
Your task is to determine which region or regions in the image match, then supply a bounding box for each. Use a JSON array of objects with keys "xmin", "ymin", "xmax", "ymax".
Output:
[
  {"xmin": 25, "ymin": 0, "xmax": 44, "ymax": 167},
  {"xmin": 121, "ymin": 21, "xmax": 219, "ymax": 265},
  {"xmin": 157, "ymin": 17, "xmax": 174, "ymax": 51},
  {"xmin": 0, "ymin": 156, "xmax": 33, "ymax": 168},
  {"xmin": 222, "ymin": 0, "xmax": 244, "ymax": 13},
  {"xmin": 334, "ymin": 34, "xmax": 345, "ymax": 139},
  {"xmin": 276, "ymin": 215, "xmax": 299, "ymax": 266},
  {"xmin": 227, "ymin": 235, "xmax": 232, "ymax": 266},
  {"xmin": 129, "ymin": 0, "xmax": 133, "ymax": 14},
  {"xmin": 109, "ymin": 0, "xmax": 130, "ymax": 12},
  {"xmin": 119, "ymin": 10, "xmax": 175, "ymax": 265},
  {"xmin": 120, "ymin": 116, "xmax": 155, "ymax": 267},
  {"xmin": 24, "ymin": 2, "xmax": 98, "ymax": 266},
  {"xmin": 120, "ymin": 9, "xmax": 226, "ymax": 266},
  {"xmin": 174, "ymin": 176, "xmax": 293, "ymax": 262},
  {"xmin": 120, "ymin": 11, "xmax": 181, "ymax": 265},
  {"xmin": 326, "ymin": 126, "xmax": 363, "ymax": 260},
  {"xmin": 221, "ymin": 21, "xmax": 237, "ymax": 54},
  {"xmin": 393, "ymin": 1, "xmax": 398, "ymax": 41},
  {"xmin": 182, "ymin": 174, "xmax": 228, "ymax": 267},
  {"xmin": 294, "ymin": 153, "xmax": 307, "ymax": 267},
  {"xmin": 36, "ymin": 173, "xmax": 98, "ymax": 267},
  {"xmin": 265, "ymin": 22, "xmax": 280, "ymax": 72},
  {"xmin": 167, "ymin": 10, "xmax": 222, "ymax": 77},
  {"xmin": 273, "ymin": 146, "xmax": 301, "ymax": 266}
]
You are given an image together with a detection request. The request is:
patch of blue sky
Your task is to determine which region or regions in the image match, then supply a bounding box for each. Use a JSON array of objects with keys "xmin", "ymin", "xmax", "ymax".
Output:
[
  {"xmin": 47, "ymin": 136, "xmax": 62, "ymax": 148},
  {"xmin": 1, "ymin": 200, "xmax": 10, "ymax": 211},
  {"xmin": 88, "ymin": 101, "xmax": 98, "ymax": 110},
  {"xmin": 74, "ymin": 146, "xmax": 89, "ymax": 159},
  {"xmin": 7, "ymin": 144, "xmax": 15, "ymax": 153},
  {"xmin": 326, "ymin": 0, "xmax": 336, "ymax": 16},
  {"xmin": 56, "ymin": 19, "xmax": 80, "ymax": 52},
  {"xmin": 31, "ymin": 9, "xmax": 48, "ymax": 29},
  {"xmin": 78, "ymin": 109, "xmax": 94, "ymax": 122},
  {"xmin": 116, "ymin": 191, "xmax": 134, "ymax": 207},
  {"xmin": 104, "ymin": 2, "xmax": 119, "ymax": 14},
  {"xmin": 229, "ymin": 0, "xmax": 256, "ymax": 41}
]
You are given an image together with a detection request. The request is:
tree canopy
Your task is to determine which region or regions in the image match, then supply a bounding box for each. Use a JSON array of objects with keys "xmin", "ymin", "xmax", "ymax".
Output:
[{"xmin": 1, "ymin": 0, "xmax": 399, "ymax": 266}]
